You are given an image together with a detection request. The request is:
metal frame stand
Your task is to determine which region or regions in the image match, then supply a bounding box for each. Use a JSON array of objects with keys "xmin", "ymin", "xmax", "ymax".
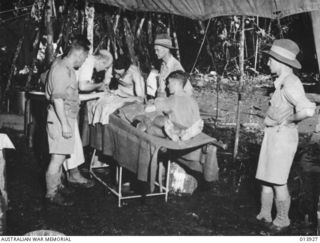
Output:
[{"xmin": 89, "ymin": 149, "xmax": 171, "ymax": 207}]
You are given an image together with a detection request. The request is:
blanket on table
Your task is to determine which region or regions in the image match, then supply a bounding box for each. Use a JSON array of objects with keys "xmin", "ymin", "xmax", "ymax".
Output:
[{"xmin": 82, "ymin": 113, "xmax": 223, "ymax": 191}]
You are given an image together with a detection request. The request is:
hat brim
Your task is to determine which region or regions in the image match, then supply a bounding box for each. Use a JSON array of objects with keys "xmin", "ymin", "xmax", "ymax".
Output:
[
  {"xmin": 263, "ymin": 50, "xmax": 301, "ymax": 69},
  {"xmin": 154, "ymin": 43, "xmax": 178, "ymax": 50}
]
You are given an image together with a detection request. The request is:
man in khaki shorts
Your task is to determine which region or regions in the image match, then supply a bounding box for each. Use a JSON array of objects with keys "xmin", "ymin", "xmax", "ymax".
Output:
[
  {"xmin": 45, "ymin": 37, "xmax": 91, "ymax": 206},
  {"xmin": 255, "ymin": 39, "xmax": 315, "ymax": 232}
]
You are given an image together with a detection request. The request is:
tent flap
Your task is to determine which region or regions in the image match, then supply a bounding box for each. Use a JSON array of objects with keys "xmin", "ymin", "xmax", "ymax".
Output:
[{"xmin": 92, "ymin": 0, "xmax": 320, "ymax": 20}]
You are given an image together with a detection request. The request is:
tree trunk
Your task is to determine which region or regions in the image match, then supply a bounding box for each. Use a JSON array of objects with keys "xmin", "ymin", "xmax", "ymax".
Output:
[
  {"xmin": 254, "ymin": 17, "xmax": 260, "ymax": 71},
  {"xmin": 95, "ymin": 12, "xmax": 120, "ymax": 54},
  {"xmin": 191, "ymin": 19, "xmax": 212, "ymax": 73},
  {"xmin": 25, "ymin": 0, "xmax": 47, "ymax": 90},
  {"xmin": 85, "ymin": 1, "xmax": 95, "ymax": 54},
  {"xmin": 170, "ymin": 15, "xmax": 181, "ymax": 61},
  {"xmin": 62, "ymin": 2, "xmax": 75, "ymax": 52},
  {"xmin": 53, "ymin": 2, "xmax": 68, "ymax": 59},
  {"xmin": 5, "ymin": 37, "xmax": 24, "ymax": 93},
  {"xmin": 124, "ymin": 17, "xmax": 139, "ymax": 66},
  {"xmin": 105, "ymin": 13, "xmax": 118, "ymax": 59},
  {"xmin": 136, "ymin": 17, "xmax": 145, "ymax": 38},
  {"xmin": 45, "ymin": 0, "xmax": 54, "ymax": 65},
  {"xmin": 3, "ymin": 37, "xmax": 24, "ymax": 110},
  {"xmin": 147, "ymin": 14, "xmax": 153, "ymax": 45}
]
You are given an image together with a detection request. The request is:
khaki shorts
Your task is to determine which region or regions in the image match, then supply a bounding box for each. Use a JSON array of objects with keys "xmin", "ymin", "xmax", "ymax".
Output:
[
  {"xmin": 256, "ymin": 125, "xmax": 298, "ymax": 184},
  {"xmin": 47, "ymin": 108, "xmax": 76, "ymax": 155}
]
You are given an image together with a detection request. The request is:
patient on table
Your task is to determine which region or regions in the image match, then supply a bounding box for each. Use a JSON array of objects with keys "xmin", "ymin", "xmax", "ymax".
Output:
[{"xmin": 133, "ymin": 70, "xmax": 203, "ymax": 141}]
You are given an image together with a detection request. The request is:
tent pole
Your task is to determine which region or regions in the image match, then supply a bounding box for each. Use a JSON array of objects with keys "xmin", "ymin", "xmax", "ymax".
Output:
[{"xmin": 233, "ymin": 17, "xmax": 245, "ymax": 163}]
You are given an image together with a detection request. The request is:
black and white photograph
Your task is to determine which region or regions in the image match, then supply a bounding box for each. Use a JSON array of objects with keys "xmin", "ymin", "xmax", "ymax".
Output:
[{"xmin": 1, "ymin": 0, "xmax": 320, "ymax": 239}]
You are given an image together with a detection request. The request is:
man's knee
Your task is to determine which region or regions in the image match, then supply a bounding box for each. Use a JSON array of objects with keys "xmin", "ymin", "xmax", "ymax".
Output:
[{"xmin": 48, "ymin": 154, "xmax": 67, "ymax": 172}]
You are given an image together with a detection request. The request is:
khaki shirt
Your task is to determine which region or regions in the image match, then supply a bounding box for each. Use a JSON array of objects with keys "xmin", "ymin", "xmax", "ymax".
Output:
[
  {"xmin": 158, "ymin": 55, "xmax": 193, "ymax": 96},
  {"xmin": 155, "ymin": 92, "xmax": 200, "ymax": 128},
  {"xmin": 45, "ymin": 57, "xmax": 80, "ymax": 119},
  {"xmin": 264, "ymin": 73, "xmax": 315, "ymax": 126}
]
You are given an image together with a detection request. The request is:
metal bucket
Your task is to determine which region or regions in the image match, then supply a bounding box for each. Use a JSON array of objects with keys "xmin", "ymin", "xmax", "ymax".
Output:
[{"xmin": 9, "ymin": 90, "xmax": 26, "ymax": 115}]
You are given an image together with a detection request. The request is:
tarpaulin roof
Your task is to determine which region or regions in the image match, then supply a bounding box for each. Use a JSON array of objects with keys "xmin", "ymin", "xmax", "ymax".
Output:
[{"xmin": 92, "ymin": 0, "xmax": 320, "ymax": 20}]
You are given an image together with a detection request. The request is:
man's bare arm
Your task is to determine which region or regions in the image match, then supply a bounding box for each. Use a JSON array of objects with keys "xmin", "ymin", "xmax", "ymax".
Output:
[
  {"xmin": 306, "ymin": 93, "xmax": 320, "ymax": 103},
  {"xmin": 53, "ymin": 99, "xmax": 72, "ymax": 138},
  {"xmin": 283, "ymin": 108, "xmax": 315, "ymax": 125},
  {"xmin": 79, "ymin": 80, "xmax": 104, "ymax": 92}
]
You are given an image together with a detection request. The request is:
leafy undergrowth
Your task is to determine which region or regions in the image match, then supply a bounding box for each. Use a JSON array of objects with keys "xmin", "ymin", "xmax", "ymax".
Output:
[{"xmin": 1, "ymin": 127, "xmax": 319, "ymax": 236}]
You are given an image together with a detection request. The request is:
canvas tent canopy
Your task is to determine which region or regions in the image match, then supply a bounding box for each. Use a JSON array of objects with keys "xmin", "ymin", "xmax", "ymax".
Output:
[
  {"xmin": 92, "ymin": 0, "xmax": 320, "ymax": 73},
  {"xmin": 92, "ymin": 0, "xmax": 320, "ymax": 20}
]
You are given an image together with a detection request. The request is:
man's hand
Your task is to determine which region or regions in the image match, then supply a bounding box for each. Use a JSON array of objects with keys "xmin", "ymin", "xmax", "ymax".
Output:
[
  {"xmin": 145, "ymin": 105, "xmax": 156, "ymax": 112},
  {"xmin": 62, "ymin": 122, "xmax": 73, "ymax": 139},
  {"xmin": 279, "ymin": 119, "xmax": 290, "ymax": 127},
  {"xmin": 79, "ymin": 80, "xmax": 106, "ymax": 92},
  {"xmin": 263, "ymin": 117, "xmax": 278, "ymax": 127},
  {"xmin": 97, "ymin": 82, "xmax": 106, "ymax": 91},
  {"xmin": 117, "ymin": 78, "xmax": 130, "ymax": 87}
]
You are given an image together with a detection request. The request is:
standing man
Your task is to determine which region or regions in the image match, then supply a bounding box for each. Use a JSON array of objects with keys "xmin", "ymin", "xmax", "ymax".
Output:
[
  {"xmin": 45, "ymin": 37, "xmax": 91, "ymax": 206},
  {"xmin": 148, "ymin": 33, "xmax": 193, "ymax": 98},
  {"xmin": 255, "ymin": 39, "xmax": 315, "ymax": 232},
  {"xmin": 77, "ymin": 49, "xmax": 113, "ymax": 91},
  {"xmin": 75, "ymin": 48, "xmax": 113, "ymax": 170}
]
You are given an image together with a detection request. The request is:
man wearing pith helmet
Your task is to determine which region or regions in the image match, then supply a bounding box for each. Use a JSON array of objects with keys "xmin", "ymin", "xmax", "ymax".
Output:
[{"xmin": 255, "ymin": 39, "xmax": 315, "ymax": 232}]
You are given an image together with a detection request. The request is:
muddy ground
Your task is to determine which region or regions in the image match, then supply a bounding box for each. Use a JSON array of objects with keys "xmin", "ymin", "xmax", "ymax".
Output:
[{"xmin": 2, "ymin": 122, "xmax": 320, "ymax": 236}]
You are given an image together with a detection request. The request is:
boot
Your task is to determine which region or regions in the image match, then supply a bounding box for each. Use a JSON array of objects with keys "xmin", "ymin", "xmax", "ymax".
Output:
[
  {"xmin": 67, "ymin": 167, "xmax": 95, "ymax": 188},
  {"xmin": 256, "ymin": 191, "xmax": 273, "ymax": 223},
  {"xmin": 46, "ymin": 171, "xmax": 62, "ymax": 198},
  {"xmin": 46, "ymin": 192, "xmax": 74, "ymax": 207},
  {"xmin": 269, "ymin": 197, "xmax": 291, "ymax": 232},
  {"xmin": 57, "ymin": 184, "xmax": 76, "ymax": 196}
]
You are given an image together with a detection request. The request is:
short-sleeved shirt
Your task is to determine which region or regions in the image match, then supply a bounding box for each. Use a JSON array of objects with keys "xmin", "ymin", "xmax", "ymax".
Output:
[
  {"xmin": 158, "ymin": 55, "xmax": 193, "ymax": 96},
  {"xmin": 264, "ymin": 72, "xmax": 315, "ymax": 126},
  {"xmin": 77, "ymin": 55, "xmax": 95, "ymax": 83},
  {"xmin": 77, "ymin": 55, "xmax": 113, "ymax": 85},
  {"xmin": 154, "ymin": 92, "xmax": 200, "ymax": 128},
  {"xmin": 45, "ymin": 57, "xmax": 80, "ymax": 119}
]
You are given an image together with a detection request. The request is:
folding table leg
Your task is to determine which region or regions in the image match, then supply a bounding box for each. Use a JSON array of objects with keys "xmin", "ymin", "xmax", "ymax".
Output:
[
  {"xmin": 89, "ymin": 149, "xmax": 97, "ymax": 176},
  {"xmin": 165, "ymin": 160, "xmax": 171, "ymax": 202},
  {"xmin": 116, "ymin": 166, "xmax": 119, "ymax": 184},
  {"xmin": 158, "ymin": 162, "xmax": 163, "ymax": 192},
  {"xmin": 118, "ymin": 166, "xmax": 123, "ymax": 208}
]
